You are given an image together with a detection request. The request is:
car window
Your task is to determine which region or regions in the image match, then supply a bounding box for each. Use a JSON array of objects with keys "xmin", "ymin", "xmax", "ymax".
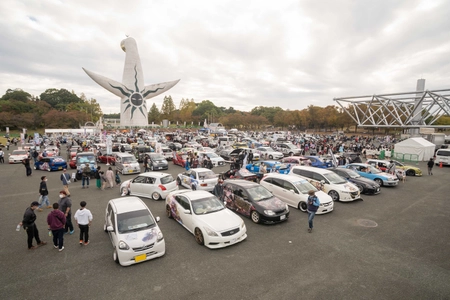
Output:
[
  {"xmin": 175, "ymin": 195, "xmax": 191, "ymax": 210},
  {"xmin": 133, "ymin": 176, "xmax": 146, "ymax": 183},
  {"xmin": 107, "ymin": 204, "xmax": 115, "ymax": 229},
  {"xmin": 246, "ymin": 185, "xmax": 273, "ymax": 201},
  {"xmin": 145, "ymin": 177, "xmax": 156, "ymax": 184},
  {"xmin": 192, "ymin": 196, "xmax": 224, "ymax": 215},
  {"xmin": 282, "ymin": 181, "xmax": 297, "ymax": 193},
  {"xmin": 123, "ymin": 157, "xmax": 137, "ymax": 164},
  {"xmin": 198, "ymin": 170, "xmax": 216, "ymax": 180},
  {"xmin": 292, "ymin": 180, "xmax": 317, "ymax": 194},
  {"xmin": 323, "ymin": 172, "xmax": 347, "ymax": 184},
  {"xmin": 160, "ymin": 175, "xmax": 174, "ymax": 185},
  {"xmin": 117, "ymin": 209, "xmax": 155, "ymax": 234},
  {"xmin": 312, "ymin": 173, "xmax": 326, "ymax": 182}
]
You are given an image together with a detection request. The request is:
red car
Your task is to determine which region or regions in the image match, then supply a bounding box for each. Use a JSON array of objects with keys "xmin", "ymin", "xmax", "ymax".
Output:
[
  {"xmin": 97, "ymin": 154, "xmax": 116, "ymax": 165},
  {"xmin": 69, "ymin": 157, "xmax": 77, "ymax": 169},
  {"xmin": 172, "ymin": 152, "xmax": 187, "ymax": 167}
]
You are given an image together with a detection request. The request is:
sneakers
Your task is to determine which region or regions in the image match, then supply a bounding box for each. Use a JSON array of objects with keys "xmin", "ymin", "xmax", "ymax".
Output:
[
  {"xmin": 54, "ymin": 245, "xmax": 58, "ymax": 249},
  {"xmin": 59, "ymin": 246, "xmax": 65, "ymax": 252},
  {"xmin": 308, "ymin": 228, "xmax": 312, "ymax": 233},
  {"xmin": 84, "ymin": 241, "xmax": 90, "ymax": 246},
  {"xmin": 47, "ymin": 206, "xmax": 52, "ymax": 209},
  {"xmin": 38, "ymin": 241, "xmax": 47, "ymax": 246},
  {"xmin": 69, "ymin": 230, "xmax": 75, "ymax": 235},
  {"xmin": 80, "ymin": 240, "xmax": 83, "ymax": 245},
  {"xmin": 37, "ymin": 208, "xmax": 43, "ymax": 212},
  {"xmin": 29, "ymin": 246, "xmax": 38, "ymax": 250}
]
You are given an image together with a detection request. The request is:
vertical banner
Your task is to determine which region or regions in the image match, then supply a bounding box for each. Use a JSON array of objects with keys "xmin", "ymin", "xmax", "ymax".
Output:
[
  {"xmin": 155, "ymin": 142, "xmax": 162, "ymax": 154},
  {"xmin": 106, "ymin": 135, "xmax": 112, "ymax": 155},
  {"xmin": 20, "ymin": 133, "xmax": 25, "ymax": 145},
  {"xmin": 6, "ymin": 127, "xmax": 9, "ymax": 134}
]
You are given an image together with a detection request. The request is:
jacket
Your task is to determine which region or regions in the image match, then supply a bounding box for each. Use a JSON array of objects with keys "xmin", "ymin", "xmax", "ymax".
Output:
[
  {"xmin": 22, "ymin": 207, "xmax": 37, "ymax": 228},
  {"xmin": 47, "ymin": 209, "xmax": 66, "ymax": 230},
  {"xmin": 82, "ymin": 166, "xmax": 91, "ymax": 177},
  {"xmin": 39, "ymin": 181, "xmax": 49, "ymax": 196},
  {"xmin": 307, "ymin": 195, "xmax": 320, "ymax": 213},
  {"xmin": 60, "ymin": 173, "xmax": 70, "ymax": 185}
]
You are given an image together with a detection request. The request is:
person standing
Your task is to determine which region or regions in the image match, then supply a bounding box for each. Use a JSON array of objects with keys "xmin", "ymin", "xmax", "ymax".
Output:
[
  {"xmin": 307, "ymin": 190, "xmax": 320, "ymax": 233},
  {"xmin": 38, "ymin": 176, "xmax": 51, "ymax": 212},
  {"xmin": 74, "ymin": 201, "xmax": 93, "ymax": 246},
  {"xmin": 190, "ymin": 174, "xmax": 198, "ymax": 190},
  {"xmin": 388, "ymin": 160, "xmax": 396, "ymax": 175},
  {"xmin": 47, "ymin": 202, "xmax": 66, "ymax": 252},
  {"xmin": 22, "ymin": 158, "xmax": 32, "ymax": 176},
  {"xmin": 94, "ymin": 166, "xmax": 102, "ymax": 189},
  {"xmin": 248, "ymin": 150, "xmax": 253, "ymax": 164},
  {"xmin": 0, "ymin": 148, "xmax": 4, "ymax": 163},
  {"xmin": 105, "ymin": 167, "xmax": 115, "ymax": 188},
  {"xmin": 82, "ymin": 163, "xmax": 91, "ymax": 188},
  {"xmin": 143, "ymin": 155, "xmax": 150, "ymax": 172},
  {"xmin": 213, "ymin": 179, "xmax": 224, "ymax": 201},
  {"xmin": 427, "ymin": 157, "xmax": 434, "ymax": 175},
  {"xmin": 60, "ymin": 169, "xmax": 71, "ymax": 196},
  {"xmin": 19, "ymin": 201, "xmax": 47, "ymax": 250},
  {"xmin": 58, "ymin": 191, "xmax": 74, "ymax": 235}
]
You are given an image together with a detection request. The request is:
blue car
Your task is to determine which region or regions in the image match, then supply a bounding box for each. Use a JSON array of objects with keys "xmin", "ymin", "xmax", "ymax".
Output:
[
  {"xmin": 304, "ymin": 156, "xmax": 333, "ymax": 168},
  {"xmin": 340, "ymin": 163, "xmax": 399, "ymax": 187},
  {"xmin": 245, "ymin": 161, "xmax": 291, "ymax": 174},
  {"xmin": 34, "ymin": 156, "xmax": 67, "ymax": 172}
]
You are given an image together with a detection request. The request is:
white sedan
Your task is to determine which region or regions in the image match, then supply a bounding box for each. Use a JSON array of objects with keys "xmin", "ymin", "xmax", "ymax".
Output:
[
  {"xmin": 176, "ymin": 168, "xmax": 219, "ymax": 192},
  {"xmin": 9, "ymin": 150, "xmax": 29, "ymax": 163},
  {"xmin": 120, "ymin": 172, "xmax": 178, "ymax": 200},
  {"xmin": 165, "ymin": 190, "xmax": 247, "ymax": 249},
  {"xmin": 198, "ymin": 151, "xmax": 226, "ymax": 167},
  {"xmin": 255, "ymin": 147, "xmax": 284, "ymax": 160}
]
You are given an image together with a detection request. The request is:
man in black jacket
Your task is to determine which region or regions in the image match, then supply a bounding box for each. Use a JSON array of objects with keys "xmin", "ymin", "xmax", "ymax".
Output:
[
  {"xmin": 20, "ymin": 201, "xmax": 47, "ymax": 250},
  {"xmin": 38, "ymin": 176, "xmax": 51, "ymax": 212}
]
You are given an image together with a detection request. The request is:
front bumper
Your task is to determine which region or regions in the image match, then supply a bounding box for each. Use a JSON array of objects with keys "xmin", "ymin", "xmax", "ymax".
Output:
[
  {"xmin": 117, "ymin": 239, "xmax": 165, "ymax": 267},
  {"xmin": 204, "ymin": 227, "xmax": 247, "ymax": 249},
  {"xmin": 260, "ymin": 210, "xmax": 290, "ymax": 224}
]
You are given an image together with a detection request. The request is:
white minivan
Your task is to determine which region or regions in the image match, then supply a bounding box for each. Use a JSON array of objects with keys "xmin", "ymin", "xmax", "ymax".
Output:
[
  {"xmin": 260, "ymin": 174, "xmax": 334, "ymax": 214},
  {"xmin": 289, "ymin": 166, "xmax": 362, "ymax": 202},
  {"xmin": 435, "ymin": 149, "xmax": 450, "ymax": 166},
  {"xmin": 104, "ymin": 197, "xmax": 165, "ymax": 266},
  {"xmin": 114, "ymin": 152, "xmax": 141, "ymax": 175}
]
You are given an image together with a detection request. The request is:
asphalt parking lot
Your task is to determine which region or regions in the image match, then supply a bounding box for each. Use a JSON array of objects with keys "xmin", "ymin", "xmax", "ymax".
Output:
[{"xmin": 1, "ymin": 148, "xmax": 449, "ymax": 300}]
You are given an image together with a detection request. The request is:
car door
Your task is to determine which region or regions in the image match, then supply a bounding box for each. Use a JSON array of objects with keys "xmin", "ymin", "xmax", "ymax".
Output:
[
  {"xmin": 280, "ymin": 179, "xmax": 299, "ymax": 207},
  {"xmin": 129, "ymin": 176, "xmax": 147, "ymax": 195},
  {"xmin": 175, "ymin": 195, "xmax": 194, "ymax": 232},
  {"xmin": 231, "ymin": 186, "xmax": 252, "ymax": 216},
  {"xmin": 106, "ymin": 204, "xmax": 118, "ymax": 248},
  {"xmin": 312, "ymin": 173, "xmax": 328, "ymax": 192},
  {"xmin": 180, "ymin": 170, "xmax": 192, "ymax": 188},
  {"xmin": 263, "ymin": 177, "xmax": 288, "ymax": 204},
  {"xmin": 141, "ymin": 176, "xmax": 156, "ymax": 196}
]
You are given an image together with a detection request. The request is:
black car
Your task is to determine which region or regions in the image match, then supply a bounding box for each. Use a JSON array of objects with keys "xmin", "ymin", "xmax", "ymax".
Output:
[
  {"xmin": 222, "ymin": 179, "xmax": 289, "ymax": 224},
  {"xmin": 134, "ymin": 146, "xmax": 153, "ymax": 162},
  {"xmin": 147, "ymin": 153, "xmax": 169, "ymax": 171},
  {"xmin": 328, "ymin": 167, "xmax": 381, "ymax": 195}
]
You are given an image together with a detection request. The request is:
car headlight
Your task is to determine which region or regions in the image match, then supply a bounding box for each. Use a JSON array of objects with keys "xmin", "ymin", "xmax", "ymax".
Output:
[
  {"xmin": 204, "ymin": 226, "xmax": 218, "ymax": 237},
  {"xmin": 264, "ymin": 210, "xmax": 275, "ymax": 216},
  {"xmin": 240, "ymin": 220, "xmax": 245, "ymax": 229},
  {"xmin": 157, "ymin": 231, "xmax": 164, "ymax": 242},
  {"xmin": 285, "ymin": 204, "xmax": 289, "ymax": 211},
  {"xmin": 118, "ymin": 240, "xmax": 129, "ymax": 250}
]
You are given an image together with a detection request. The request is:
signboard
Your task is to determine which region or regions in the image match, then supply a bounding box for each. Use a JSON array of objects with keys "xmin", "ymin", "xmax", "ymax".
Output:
[{"xmin": 419, "ymin": 128, "xmax": 435, "ymax": 134}]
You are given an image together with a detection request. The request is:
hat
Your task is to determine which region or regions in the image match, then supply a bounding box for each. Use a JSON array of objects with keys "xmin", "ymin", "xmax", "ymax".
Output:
[
  {"xmin": 59, "ymin": 190, "xmax": 67, "ymax": 195},
  {"xmin": 31, "ymin": 201, "xmax": 40, "ymax": 207}
]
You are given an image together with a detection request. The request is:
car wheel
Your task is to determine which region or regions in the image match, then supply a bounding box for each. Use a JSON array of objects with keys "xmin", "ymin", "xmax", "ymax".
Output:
[
  {"xmin": 151, "ymin": 192, "xmax": 161, "ymax": 200},
  {"xmin": 112, "ymin": 162, "xmax": 115, "ymax": 166},
  {"xmin": 269, "ymin": 155, "xmax": 273, "ymax": 159},
  {"xmin": 298, "ymin": 201, "xmax": 307, "ymax": 212},
  {"xmin": 328, "ymin": 190, "xmax": 340, "ymax": 201},
  {"xmin": 166, "ymin": 204, "xmax": 173, "ymax": 219},
  {"xmin": 374, "ymin": 178, "xmax": 383, "ymax": 186},
  {"xmin": 356, "ymin": 184, "xmax": 364, "ymax": 193},
  {"xmin": 113, "ymin": 249, "xmax": 119, "ymax": 264},
  {"xmin": 406, "ymin": 169, "xmax": 415, "ymax": 176},
  {"xmin": 194, "ymin": 228, "xmax": 204, "ymax": 245},
  {"xmin": 120, "ymin": 187, "xmax": 129, "ymax": 196},
  {"xmin": 289, "ymin": 152, "xmax": 293, "ymax": 156},
  {"xmin": 251, "ymin": 210, "xmax": 261, "ymax": 223}
]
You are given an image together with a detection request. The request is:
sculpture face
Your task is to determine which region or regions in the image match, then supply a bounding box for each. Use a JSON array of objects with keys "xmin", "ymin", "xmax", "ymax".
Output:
[{"xmin": 130, "ymin": 93, "xmax": 143, "ymax": 106}]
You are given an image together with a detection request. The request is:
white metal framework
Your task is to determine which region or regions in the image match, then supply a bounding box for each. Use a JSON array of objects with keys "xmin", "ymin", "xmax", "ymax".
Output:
[{"xmin": 334, "ymin": 89, "xmax": 450, "ymax": 128}]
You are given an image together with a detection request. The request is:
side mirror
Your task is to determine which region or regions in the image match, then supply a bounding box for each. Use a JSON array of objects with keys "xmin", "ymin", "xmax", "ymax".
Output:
[
  {"xmin": 155, "ymin": 216, "xmax": 160, "ymax": 222},
  {"xmin": 320, "ymin": 180, "xmax": 326, "ymax": 184},
  {"xmin": 184, "ymin": 209, "xmax": 191, "ymax": 214},
  {"xmin": 107, "ymin": 226, "xmax": 114, "ymax": 232}
]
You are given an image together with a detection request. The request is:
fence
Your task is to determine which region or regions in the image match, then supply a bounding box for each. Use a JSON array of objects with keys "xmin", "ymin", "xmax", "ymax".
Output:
[{"xmin": 392, "ymin": 152, "xmax": 419, "ymax": 164}]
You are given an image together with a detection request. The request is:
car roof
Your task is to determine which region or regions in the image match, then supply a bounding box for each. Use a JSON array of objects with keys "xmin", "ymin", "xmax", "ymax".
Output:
[
  {"xmin": 170, "ymin": 190, "xmax": 213, "ymax": 200},
  {"xmin": 139, "ymin": 172, "xmax": 171, "ymax": 178},
  {"xmin": 109, "ymin": 196, "xmax": 149, "ymax": 214},
  {"xmin": 190, "ymin": 168, "xmax": 213, "ymax": 172},
  {"xmin": 291, "ymin": 165, "xmax": 332, "ymax": 174},
  {"xmin": 223, "ymin": 179, "xmax": 259, "ymax": 188},
  {"xmin": 263, "ymin": 173, "xmax": 308, "ymax": 183}
]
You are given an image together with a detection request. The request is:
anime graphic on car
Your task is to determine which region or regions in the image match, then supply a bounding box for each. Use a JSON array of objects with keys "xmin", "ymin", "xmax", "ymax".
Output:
[{"xmin": 167, "ymin": 196, "xmax": 182, "ymax": 224}]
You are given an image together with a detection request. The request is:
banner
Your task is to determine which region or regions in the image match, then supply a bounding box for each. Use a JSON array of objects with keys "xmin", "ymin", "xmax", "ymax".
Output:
[
  {"xmin": 6, "ymin": 127, "xmax": 9, "ymax": 134},
  {"xmin": 106, "ymin": 135, "xmax": 112, "ymax": 155}
]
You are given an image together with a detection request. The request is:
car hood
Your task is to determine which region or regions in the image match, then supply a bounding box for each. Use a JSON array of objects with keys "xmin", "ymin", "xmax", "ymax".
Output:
[
  {"xmin": 118, "ymin": 227, "xmax": 160, "ymax": 247},
  {"xmin": 315, "ymin": 191, "xmax": 333, "ymax": 204},
  {"xmin": 196, "ymin": 209, "xmax": 243, "ymax": 231},
  {"xmin": 350, "ymin": 176, "xmax": 379, "ymax": 187},
  {"xmin": 256, "ymin": 197, "xmax": 286, "ymax": 210}
]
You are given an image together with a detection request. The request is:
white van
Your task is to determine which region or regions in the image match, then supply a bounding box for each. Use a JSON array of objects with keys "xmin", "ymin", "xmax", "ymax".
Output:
[
  {"xmin": 114, "ymin": 152, "xmax": 141, "ymax": 175},
  {"xmin": 289, "ymin": 166, "xmax": 361, "ymax": 202},
  {"xmin": 260, "ymin": 174, "xmax": 334, "ymax": 214},
  {"xmin": 435, "ymin": 149, "xmax": 450, "ymax": 166}
]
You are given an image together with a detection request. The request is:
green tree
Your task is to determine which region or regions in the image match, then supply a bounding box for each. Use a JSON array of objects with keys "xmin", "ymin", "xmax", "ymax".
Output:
[
  {"xmin": 250, "ymin": 106, "xmax": 283, "ymax": 124},
  {"xmin": 1, "ymin": 88, "xmax": 32, "ymax": 102},
  {"xmin": 40, "ymin": 88, "xmax": 81, "ymax": 111},
  {"xmin": 148, "ymin": 103, "xmax": 161, "ymax": 124},
  {"xmin": 160, "ymin": 95, "xmax": 176, "ymax": 119}
]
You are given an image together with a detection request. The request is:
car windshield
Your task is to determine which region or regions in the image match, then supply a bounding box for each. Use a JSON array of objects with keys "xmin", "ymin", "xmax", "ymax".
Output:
[
  {"xmin": 246, "ymin": 185, "xmax": 273, "ymax": 201},
  {"xmin": 117, "ymin": 209, "xmax": 155, "ymax": 234},
  {"xmin": 286, "ymin": 144, "xmax": 296, "ymax": 149},
  {"xmin": 192, "ymin": 196, "xmax": 224, "ymax": 215},
  {"xmin": 13, "ymin": 150, "xmax": 27, "ymax": 155},
  {"xmin": 293, "ymin": 180, "xmax": 317, "ymax": 194},
  {"xmin": 77, "ymin": 155, "xmax": 95, "ymax": 165},
  {"xmin": 345, "ymin": 169, "xmax": 361, "ymax": 178},
  {"xmin": 198, "ymin": 170, "xmax": 216, "ymax": 180},
  {"xmin": 150, "ymin": 154, "xmax": 165, "ymax": 160},
  {"xmin": 324, "ymin": 172, "xmax": 347, "ymax": 184},
  {"xmin": 206, "ymin": 153, "xmax": 219, "ymax": 158},
  {"xmin": 123, "ymin": 157, "xmax": 137, "ymax": 163},
  {"xmin": 366, "ymin": 165, "xmax": 381, "ymax": 174},
  {"xmin": 160, "ymin": 175, "xmax": 174, "ymax": 185}
]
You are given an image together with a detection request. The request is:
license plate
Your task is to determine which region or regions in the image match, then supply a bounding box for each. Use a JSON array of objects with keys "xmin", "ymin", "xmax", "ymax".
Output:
[
  {"xmin": 230, "ymin": 238, "xmax": 237, "ymax": 244},
  {"xmin": 134, "ymin": 254, "xmax": 146, "ymax": 262},
  {"xmin": 129, "ymin": 170, "xmax": 134, "ymax": 173},
  {"xmin": 280, "ymin": 215, "xmax": 286, "ymax": 220},
  {"xmin": 58, "ymin": 167, "xmax": 62, "ymax": 170}
]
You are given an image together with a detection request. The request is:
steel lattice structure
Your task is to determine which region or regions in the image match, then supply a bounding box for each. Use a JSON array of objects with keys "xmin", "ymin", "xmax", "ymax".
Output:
[{"xmin": 334, "ymin": 89, "xmax": 450, "ymax": 128}]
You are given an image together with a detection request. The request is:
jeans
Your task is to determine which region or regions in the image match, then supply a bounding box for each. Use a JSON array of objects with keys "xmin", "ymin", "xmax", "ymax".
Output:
[
  {"xmin": 82, "ymin": 176, "xmax": 90, "ymax": 187},
  {"xmin": 307, "ymin": 211, "xmax": 316, "ymax": 229},
  {"xmin": 26, "ymin": 224, "xmax": 41, "ymax": 248},
  {"xmin": 39, "ymin": 195, "xmax": 50, "ymax": 208},
  {"xmin": 79, "ymin": 224, "xmax": 89, "ymax": 243},
  {"xmin": 65, "ymin": 214, "xmax": 74, "ymax": 233},
  {"xmin": 52, "ymin": 228, "xmax": 65, "ymax": 249}
]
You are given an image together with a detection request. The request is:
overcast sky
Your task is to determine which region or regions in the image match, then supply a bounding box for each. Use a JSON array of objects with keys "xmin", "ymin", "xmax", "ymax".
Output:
[{"xmin": 1, "ymin": 0, "xmax": 449, "ymax": 114}]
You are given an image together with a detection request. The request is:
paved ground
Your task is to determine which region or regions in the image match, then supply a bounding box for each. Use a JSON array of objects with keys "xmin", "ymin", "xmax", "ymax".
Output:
[{"xmin": 1, "ymin": 146, "xmax": 449, "ymax": 300}]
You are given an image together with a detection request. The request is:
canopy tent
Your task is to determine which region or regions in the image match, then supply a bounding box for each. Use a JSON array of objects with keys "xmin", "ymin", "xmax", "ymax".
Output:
[{"xmin": 394, "ymin": 137, "xmax": 435, "ymax": 161}]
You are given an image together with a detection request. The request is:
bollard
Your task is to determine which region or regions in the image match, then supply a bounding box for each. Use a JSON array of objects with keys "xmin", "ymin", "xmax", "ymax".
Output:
[{"xmin": 439, "ymin": 161, "xmax": 443, "ymax": 168}]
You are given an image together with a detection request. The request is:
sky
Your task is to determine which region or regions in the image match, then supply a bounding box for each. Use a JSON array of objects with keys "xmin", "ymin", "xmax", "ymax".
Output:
[{"xmin": 1, "ymin": 0, "xmax": 449, "ymax": 115}]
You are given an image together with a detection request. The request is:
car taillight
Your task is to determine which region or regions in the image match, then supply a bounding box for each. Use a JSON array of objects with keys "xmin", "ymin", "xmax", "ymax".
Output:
[
  {"xmin": 158, "ymin": 184, "xmax": 166, "ymax": 191},
  {"xmin": 200, "ymin": 183, "xmax": 207, "ymax": 187}
]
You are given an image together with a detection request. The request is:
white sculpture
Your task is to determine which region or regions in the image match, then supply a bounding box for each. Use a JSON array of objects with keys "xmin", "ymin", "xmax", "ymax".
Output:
[{"xmin": 83, "ymin": 37, "xmax": 179, "ymax": 127}]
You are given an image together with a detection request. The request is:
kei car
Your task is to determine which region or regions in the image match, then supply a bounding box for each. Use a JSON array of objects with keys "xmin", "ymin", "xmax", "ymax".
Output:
[
  {"xmin": 104, "ymin": 197, "xmax": 165, "ymax": 266},
  {"xmin": 245, "ymin": 161, "xmax": 291, "ymax": 174},
  {"xmin": 97, "ymin": 153, "xmax": 116, "ymax": 165},
  {"xmin": 145, "ymin": 153, "xmax": 169, "ymax": 171},
  {"xmin": 328, "ymin": 167, "xmax": 381, "ymax": 195},
  {"xmin": 120, "ymin": 172, "xmax": 178, "ymax": 200},
  {"xmin": 165, "ymin": 190, "xmax": 247, "ymax": 249},
  {"xmin": 69, "ymin": 157, "xmax": 77, "ymax": 169},
  {"xmin": 223, "ymin": 179, "xmax": 289, "ymax": 224},
  {"xmin": 9, "ymin": 150, "xmax": 29, "ymax": 163},
  {"xmin": 260, "ymin": 174, "xmax": 334, "ymax": 214},
  {"xmin": 341, "ymin": 163, "xmax": 399, "ymax": 187},
  {"xmin": 34, "ymin": 156, "xmax": 67, "ymax": 172},
  {"xmin": 176, "ymin": 168, "xmax": 218, "ymax": 192}
]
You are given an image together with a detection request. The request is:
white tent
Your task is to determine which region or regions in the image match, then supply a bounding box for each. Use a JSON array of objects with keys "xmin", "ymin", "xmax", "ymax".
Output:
[{"xmin": 394, "ymin": 137, "xmax": 435, "ymax": 161}]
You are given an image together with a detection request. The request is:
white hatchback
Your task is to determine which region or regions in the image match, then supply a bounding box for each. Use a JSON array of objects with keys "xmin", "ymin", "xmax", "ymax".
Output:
[
  {"xmin": 260, "ymin": 174, "xmax": 334, "ymax": 214},
  {"xmin": 177, "ymin": 168, "xmax": 219, "ymax": 192},
  {"xmin": 120, "ymin": 172, "xmax": 178, "ymax": 200},
  {"xmin": 104, "ymin": 197, "xmax": 165, "ymax": 266}
]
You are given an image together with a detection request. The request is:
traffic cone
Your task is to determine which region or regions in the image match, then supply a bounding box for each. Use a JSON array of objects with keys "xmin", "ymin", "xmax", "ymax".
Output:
[{"xmin": 439, "ymin": 161, "xmax": 443, "ymax": 168}]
